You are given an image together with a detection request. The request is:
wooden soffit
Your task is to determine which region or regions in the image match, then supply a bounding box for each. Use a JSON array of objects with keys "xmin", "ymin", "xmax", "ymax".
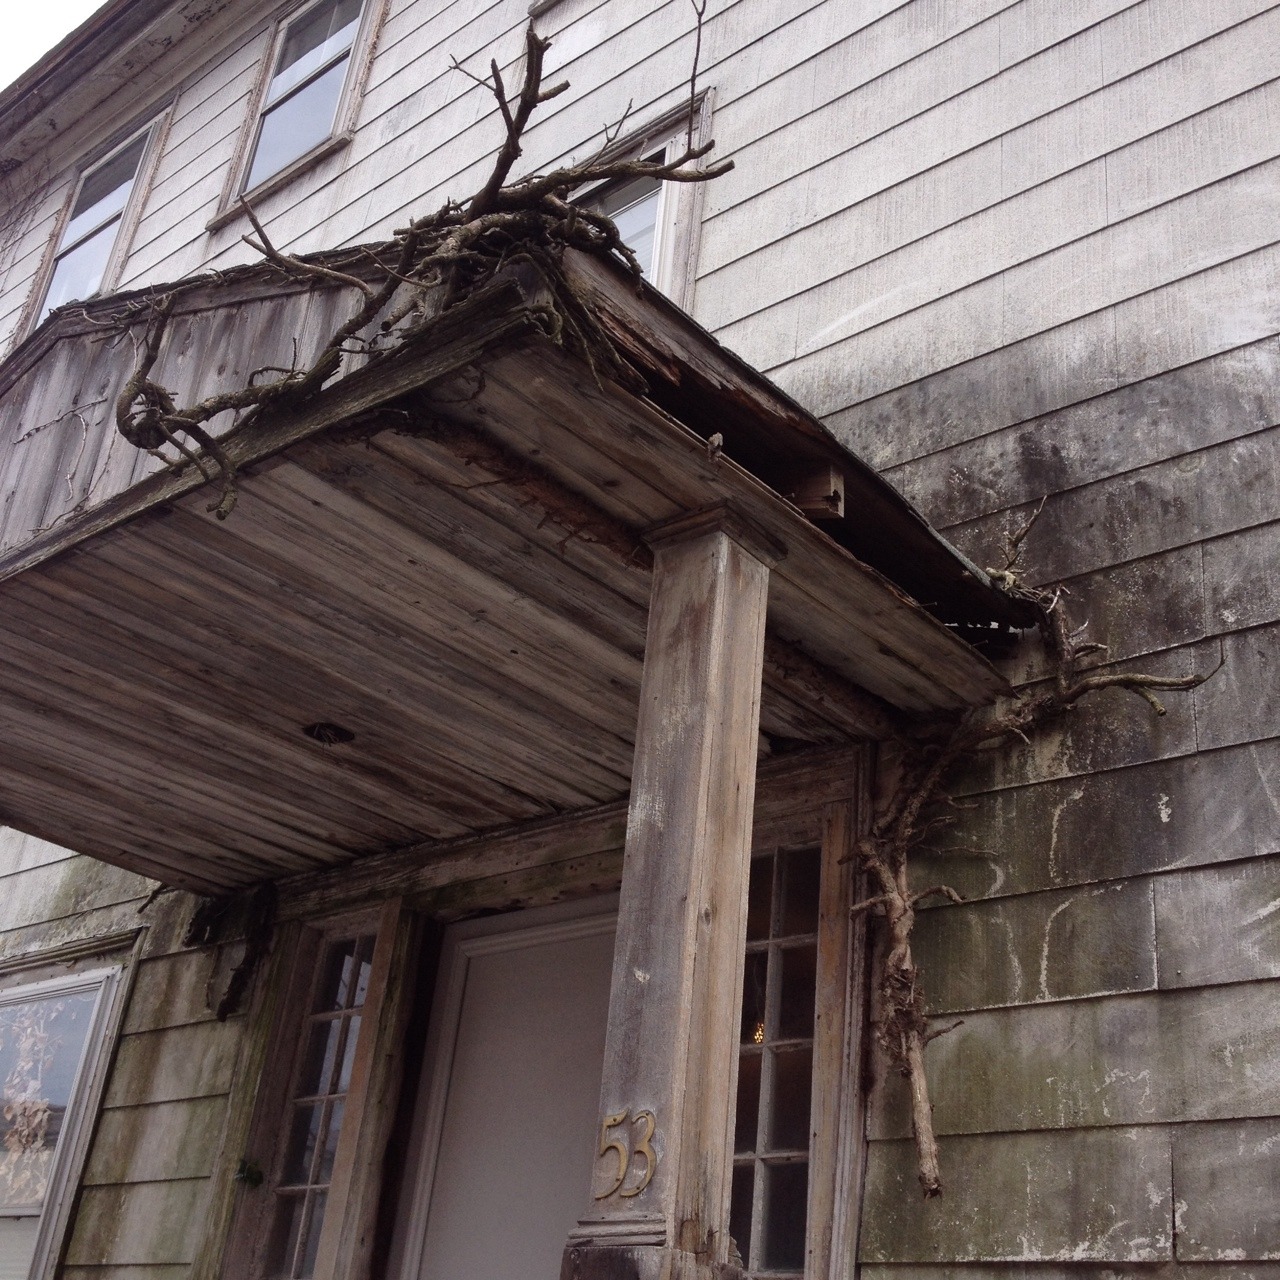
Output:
[{"xmin": 0, "ymin": 250, "xmax": 1021, "ymax": 893}]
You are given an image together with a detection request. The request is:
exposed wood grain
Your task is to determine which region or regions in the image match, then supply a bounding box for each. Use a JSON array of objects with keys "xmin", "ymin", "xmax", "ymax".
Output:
[{"xmin": 566, "ymin": 514, "xmax": 770, "ymax": 1274}]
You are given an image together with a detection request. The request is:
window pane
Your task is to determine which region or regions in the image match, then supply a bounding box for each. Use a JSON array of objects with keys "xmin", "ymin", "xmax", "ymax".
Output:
[
  {"xmin": 763, "ymin": 1161, "xmax": 808, "ymax": 1271},
  {"xmin": 297, "ymin": 1019, "xmax": 343, "ymax": 1097},
  {"xmin": 62, "ymin": 133, "xmax": 147, "ymax": 248},
  {"xmin": 745, "ymin": 856, "xmax": 771, "ymax": 941},
  {"xmin": 729, "ymin": 1164, "xmax": 754, "ymax": 1269},
  {"xmin": 735, "ymin": 1051, "xmax": 761, "ymax": 1154},
  {"xmin": 315, "ymin": 1100, "xmax": 343, "ymax": 1184},
  {"xmin": 777, "ymin": 945, "xmax": 816, "ymax": 1041},
  {"xmin": 246, "ymin": 57, "xmax": 348, "ymax": 190},
  {"xmin": 270, "ymin": 0, "xmax": 362, "ymax": 104},
  {"xmin": 42, "ymin": 220, "xmax": 119, "ymax": 316},
  {"xmin": 298, "ymin": 1190, "xmax": 327, "ymax": 1279},
  {"xmin": 313, "ymin": 936, "xmax": 372, "ymax": 1013},
  {"xmin": 778, "ymin": 847, "xmax": 821, "ymax": 936},
  {"xmin": 281, "ymin": 1103, "xmax": 323, "ymax": 1186},
  {"xmin": 768, "ymin": 1047, "xmax": 813, "ymax": 1152},
  {"xmin": 265, "ymin": 1191, "xmax": 306, "ymax": 1278},
  {"xmin": 0, "ymin": 989, "xmax": 98, "ymax": 1211},
  {"xmin": 740, "ymin": 951, "xmax": 768, "ymax": 1046},
  {"xmin": 336, "ymin": 1015, "xmax": 359, "ymax": 1092},
  {"xmin": 604, "ymin": 183, "xmax": 660, "ymax": 278}
]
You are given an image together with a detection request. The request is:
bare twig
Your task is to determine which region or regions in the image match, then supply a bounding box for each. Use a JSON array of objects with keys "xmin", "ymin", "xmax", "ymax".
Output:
[{"xmin": 102, "ymin": 15, "xmax": 732, "ymax": 518}]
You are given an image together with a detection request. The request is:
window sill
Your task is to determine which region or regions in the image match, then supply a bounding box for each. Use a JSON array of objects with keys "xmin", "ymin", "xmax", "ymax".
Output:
[{"xmin": 206, "ymin": 131, "xmax": 353, "ymax": 234}]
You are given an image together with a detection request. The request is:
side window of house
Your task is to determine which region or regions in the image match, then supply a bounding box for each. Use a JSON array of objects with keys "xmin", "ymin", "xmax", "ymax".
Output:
[
  {"xmin": 238, "ymin": 0, "xmax": 373, "ymax": 199},
  {"xmin": 580, "ymin": 118, "xmax": 709, "ymax": 308},
  {"xmin": 264, "ymin": 931, "xmax": 376, "ymax": 1280},
  {"xmin": 38, "ymin": 124, "xmax": 157, "ymax": 322},
  {"xmin": 732, "ymin": 845, "xmax": 821, "ymax": 1278},
  {"xmin": 0, "ymin": 968, "xmax": 120, "ymax": 1278}
]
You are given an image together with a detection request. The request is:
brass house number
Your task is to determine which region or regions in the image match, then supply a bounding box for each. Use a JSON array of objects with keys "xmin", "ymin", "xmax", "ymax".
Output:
[{"xmin": 593, "ymin": 1108, "xmax": 657, "ymax": 1199}]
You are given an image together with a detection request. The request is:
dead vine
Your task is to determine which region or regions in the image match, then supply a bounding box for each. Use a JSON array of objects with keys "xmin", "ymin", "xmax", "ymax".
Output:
[
  {"xmin": 108, "ymin": 7, "xmax": 729, "ymax": 519},
  {"xmin": 854, "ymin": 505, "xmax": 1223, "ymax": 1197}
]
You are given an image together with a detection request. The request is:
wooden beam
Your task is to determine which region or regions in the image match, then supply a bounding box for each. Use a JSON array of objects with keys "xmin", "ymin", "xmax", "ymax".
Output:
[{"xmin": 563, "ymin": 506, "xmax": 774, "ymax": 1280}]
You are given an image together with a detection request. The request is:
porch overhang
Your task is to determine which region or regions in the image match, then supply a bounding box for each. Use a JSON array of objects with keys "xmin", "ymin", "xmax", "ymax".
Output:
[{"xmin": 0, "ymin": 249, "xmax": 1031, "ymax": 895}]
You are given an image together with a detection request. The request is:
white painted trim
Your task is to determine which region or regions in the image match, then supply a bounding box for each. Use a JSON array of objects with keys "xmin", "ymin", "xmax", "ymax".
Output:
[
  {"xmin": 391, "ymin": 895, "xmax": 618, "ymax": 1280},
  {"xmin": 211, "ymin": 0, "xmax": 391, "ymax": 227}
]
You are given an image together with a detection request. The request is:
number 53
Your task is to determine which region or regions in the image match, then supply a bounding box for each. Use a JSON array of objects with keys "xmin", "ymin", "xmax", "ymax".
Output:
[{"xmin": 593, "ymin": 1108, "xmax": 657, "ymax": 1199}]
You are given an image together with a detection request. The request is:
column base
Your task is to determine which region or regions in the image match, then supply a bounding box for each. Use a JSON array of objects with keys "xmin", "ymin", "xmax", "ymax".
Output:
[{"xmin": 560, "ymin": 1244, "xmax": 747, "ymax": 1280}]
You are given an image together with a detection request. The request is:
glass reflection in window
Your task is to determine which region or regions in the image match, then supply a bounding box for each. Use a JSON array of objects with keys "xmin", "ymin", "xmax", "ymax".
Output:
[
  {"xmin": 730, "ymin": 846, "xmax": 821, "ymax": 1278},
  {"xmin": 244, "ymin": 0, "xmax": 364, "ymax": 192},
  {"xmin": 42, "ymin": 131, "xmax": 150, "ymax": 319}
]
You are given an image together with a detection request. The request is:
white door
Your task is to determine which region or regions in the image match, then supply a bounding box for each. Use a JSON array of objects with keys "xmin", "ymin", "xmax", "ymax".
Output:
[{"xmin": 393, "ymin": 898, "xmax": 617, "ymax": 1280}]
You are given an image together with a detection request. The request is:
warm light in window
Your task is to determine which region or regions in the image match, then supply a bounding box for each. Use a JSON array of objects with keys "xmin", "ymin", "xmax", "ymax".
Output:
[{"xmin": 753, "ymin": 1022, "xmax": 765, "ymax": 1045}]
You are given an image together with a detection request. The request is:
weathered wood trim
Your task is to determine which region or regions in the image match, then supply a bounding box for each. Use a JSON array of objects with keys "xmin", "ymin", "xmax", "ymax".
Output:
[
  {"xmin": 36, "ymin": 930, "xmax": 145, "ymax": 1280},
  {"xmin": 313, "ymin": 898, "xmax": 417, "ymax": 1280},
  {"xmin": 807, "ymin": 768, "xmax": 874, "ymax": 1280},
  {"xmin": 0, "ymin": 283, "xmax": 542, "ymax": 584},
  {"xmin": 192, "ymin": 917, "xmax": 307, "ymax": 1280},
  {"xmin": 565, "ymin": 514, "xmax": 770, "ymax": 1277},
  {"xmin": 278, "ymin": 746, "xmax": 865, "ymax": 921}
]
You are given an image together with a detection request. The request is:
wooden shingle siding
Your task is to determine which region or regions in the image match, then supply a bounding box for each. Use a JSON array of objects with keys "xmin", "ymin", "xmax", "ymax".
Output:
[{"xmin": 830, "ymin": 0, "xmax": 1279, "ymax": 1268}]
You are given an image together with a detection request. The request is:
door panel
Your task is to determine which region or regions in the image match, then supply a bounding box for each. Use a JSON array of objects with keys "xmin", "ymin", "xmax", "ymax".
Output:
[{"xmin": 395, "ymin": 901, "xmax": 616, "ymax": 1280}]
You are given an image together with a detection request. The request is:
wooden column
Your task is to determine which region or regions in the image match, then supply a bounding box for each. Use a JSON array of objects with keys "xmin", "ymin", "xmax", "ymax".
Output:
[{"xmin": 562, "ymin": 506, "xmax": 779, "ymax": 1280}]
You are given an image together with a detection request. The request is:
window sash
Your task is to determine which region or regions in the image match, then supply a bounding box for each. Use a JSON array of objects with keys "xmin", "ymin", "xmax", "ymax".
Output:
[
  {"xmin": 38, "ymin": 126, "xmax": 154, "ymax": 322},
  {"xmin": 239, "ymin": 0, "xmax": 368, "ymax": 198}
]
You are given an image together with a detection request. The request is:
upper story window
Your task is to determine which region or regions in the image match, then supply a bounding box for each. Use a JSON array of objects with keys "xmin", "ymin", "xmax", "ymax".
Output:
[
  {"xmin": 245, "ymin": 0, "xmax": 363, "ymax": 193},
  {"xmin": 579, "ymin": 101, "xmax": 715, "ymax": 310},
  {"xmin": 213, "ymin": 0, "xmax": 387, "ymax": 222},
  {"xmin": 37, "ymin": 123, "xmax": 158, "ymax": 322}
]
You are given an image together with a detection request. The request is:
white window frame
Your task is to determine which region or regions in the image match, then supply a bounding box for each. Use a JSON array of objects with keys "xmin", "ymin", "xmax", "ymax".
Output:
[
  {"xmin": 575, "ymin": 91, "xmax": 717, "ymax": 311},
  {"xmin": 0, "ymin": 946, "xmax": 133, "ymax": 1280},
  {"xmin": 210, "ymin": 0, "xmax": 390, "ymax": 230},
  {"xmin": 20, "ymin": 111, "xmax": 170, "ymax": 339}
]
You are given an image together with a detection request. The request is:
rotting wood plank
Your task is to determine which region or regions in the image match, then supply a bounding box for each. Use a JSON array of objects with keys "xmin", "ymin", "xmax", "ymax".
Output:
[
  {"xmin": 860, "ymin": 1127, "xmax": 1171, "ymax": 1263},
  {"xmin": 247, "ymin": 462, "xmax": 647, "ymax": 733},
  {"xmin": 43, "ymin": 536, "xmax": 582, "ymax": 825},
  {"xmin": 0, "ymin": 707, "xmax": 323, "ymax": 885},
  {"xmin": 14, "ymin": 537, "xmax": 570, "ymax": 826},
  {"xmin": 0, "ymin": 581, "xmax": 467, "ymax": 853},
  {"xmin": 84, "ymin": 1096, "xmax": 227, "ymax": 1186},
  {"xmin": 280, "ymin": 745, "xmax": 865, "ymax": 920},
  {"xmin": 909, "ymin": 737, "xmax": 1280, "ymax": 905},
  {"xmin": 176, "ymin": 484, "xmax": 642, "ymax": 777},
  {"xmin": 296, "ymin": 435, "xmax": 652, "ymax": 658},
  {"xmin": 472, "ymin": 349, "xmax": 1006, "ymax": 709},
  {"xmin": 353, "ymin": 427, "xmax": 882, "ymax": 741},
  {"xmin": 868, "ymin": 980, "xmax": 1280, "ymax": 1140},
  {"xmin": 120, "ymin": 508, "xmax": 632, "ymax": 805},
  {"xmin": 366, "ymin": 426, "xmax": 896, "ymax": 740},
  {"xmin": 0, "ymin": 696, "xmax": 309, "ymax": 883},
  {"xmin": 0, "ymin": 283, "xmax": 543, "ymax": 584}
]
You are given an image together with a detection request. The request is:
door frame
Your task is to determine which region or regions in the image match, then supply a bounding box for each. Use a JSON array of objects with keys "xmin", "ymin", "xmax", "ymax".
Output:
[{"xmin": 389, "ymin": 893, "xmax": 620, "ymax": 1280}]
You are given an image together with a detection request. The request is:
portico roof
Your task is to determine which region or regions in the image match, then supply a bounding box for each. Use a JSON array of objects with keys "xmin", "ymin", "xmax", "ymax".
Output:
[{"xmin": 0, "ymin": 248, "xmax": 1031, "ymax": 894}]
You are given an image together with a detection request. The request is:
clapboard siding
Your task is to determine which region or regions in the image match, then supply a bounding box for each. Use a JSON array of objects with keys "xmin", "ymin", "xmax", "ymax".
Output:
[
  {"xmin": 834, "ymin": 1, "xmax": 1280, "ymax": 1269},
  {"xmin": 862, "ymin": 1128, "xmax": 1173, "ymax": 1262}
]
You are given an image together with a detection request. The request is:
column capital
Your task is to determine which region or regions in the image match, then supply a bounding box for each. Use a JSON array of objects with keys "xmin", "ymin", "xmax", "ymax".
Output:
[{"xmin": 643, "ymin": 502, "xmax": 787, "ymax": 567}]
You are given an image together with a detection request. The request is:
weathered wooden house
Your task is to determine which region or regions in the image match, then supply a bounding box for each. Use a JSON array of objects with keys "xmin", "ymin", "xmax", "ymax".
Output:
[{"xmin": 0, "ymin": 0, "xmax": 1274, "ymax": 1278}]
